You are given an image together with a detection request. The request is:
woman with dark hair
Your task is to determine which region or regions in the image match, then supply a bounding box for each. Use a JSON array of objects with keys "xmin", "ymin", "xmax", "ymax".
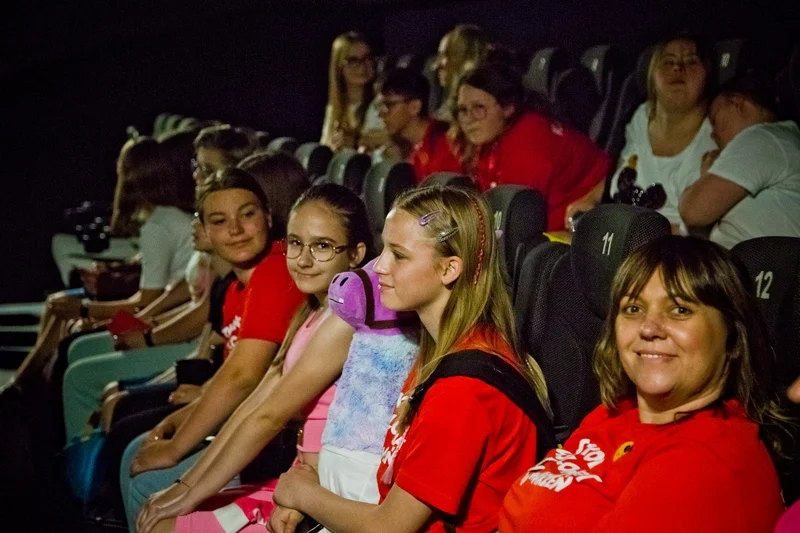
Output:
[
  {"xmin": 451, "ymin": 62, "xmax": 611, "ymax": 231},
  {"xmin": 567, "ymin": 34, "xmax": 717, "ymax": 232},
  {"xmin": 237, "ymin": 152, "xmax": 311, "ymax": 240},
  {"xmin": 500, "ymin": 236, "xmax": 788, "ymax": 532}
]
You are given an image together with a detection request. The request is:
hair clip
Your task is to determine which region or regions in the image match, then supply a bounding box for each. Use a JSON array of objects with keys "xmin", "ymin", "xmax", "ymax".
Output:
[
  {"xmin": 436, "ymin": 227, "xmax": 459, "ymax": 243},
  {"xmin": 418, "ymin": 211, "xmax": 441, "ymax": 227}
]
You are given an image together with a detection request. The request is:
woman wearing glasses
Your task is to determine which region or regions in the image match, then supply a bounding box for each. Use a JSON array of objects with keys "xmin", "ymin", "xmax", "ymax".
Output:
[
  {"xmin": 451, "ymin": 62, "xmax": 611, "ymax": 231},
  {"xmin": 566, "ymin": 34, "xmax": 717, "ymax": 232},
  {"xmin": 320, "ymin": 32, "xmax": 377, "ymax": 151},
  {"xmin": 135, "ymin": 183, "xmax": 375, "ymax": 533}
]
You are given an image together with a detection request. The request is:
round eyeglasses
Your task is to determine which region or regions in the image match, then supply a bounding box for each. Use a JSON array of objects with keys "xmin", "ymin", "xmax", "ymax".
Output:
[{"xmin": 284, "ymin": 239, "xmax": 350, "ymax": 262}]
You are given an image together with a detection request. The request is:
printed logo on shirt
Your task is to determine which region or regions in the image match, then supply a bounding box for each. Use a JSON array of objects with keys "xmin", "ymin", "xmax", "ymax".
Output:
[
  {"xmin": 380, "ymin": 391, "xmax": 410, "ymax": 483},
  {"xmin": 221, "ymin": 314, "xmax": 241, "ymax": 353},
  {"xmin": 519, "ymin": 438, "xmax": 605, "ymax": 492}
]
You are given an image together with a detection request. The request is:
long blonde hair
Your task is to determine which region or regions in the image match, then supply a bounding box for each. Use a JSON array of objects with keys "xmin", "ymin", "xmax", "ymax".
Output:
[
  {"xmin": 437, "ymin": 25, "xmax": 490, "ymax": 120},
  {"xmin": 325, "ymin": 31, "xmax": 375, "ymax": 146},
  {"xmin": 393, "ymin": 185, "xmax": 550, "ymax": 431}
]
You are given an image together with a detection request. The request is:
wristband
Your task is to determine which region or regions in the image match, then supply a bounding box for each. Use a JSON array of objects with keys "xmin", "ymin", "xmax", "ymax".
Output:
[
  {"xmin": 79, "ymin": 304, "xmax": 90, "ymax": 319},
  {"xmin": 144, "ymin": 330, "xmax": 155, "ymax": 347}
]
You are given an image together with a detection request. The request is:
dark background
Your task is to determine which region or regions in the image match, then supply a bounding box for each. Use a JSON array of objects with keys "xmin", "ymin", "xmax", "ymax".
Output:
[{"xmin": 2, "ymin": 0, "xmax": 798, "ymax": 303}]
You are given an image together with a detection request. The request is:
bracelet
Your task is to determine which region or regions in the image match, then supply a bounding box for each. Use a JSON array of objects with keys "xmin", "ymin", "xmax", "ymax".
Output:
[
  {"xmin": 176, "ymin": 478, "xmax": 191, "ymax": 489},
  {"xmin": 79, "ymin": 304, "xmax": 90, "ymax": 319},
  {"xmin": 144, "ymin": 330, "xmax": 155, "ymax": 347}
]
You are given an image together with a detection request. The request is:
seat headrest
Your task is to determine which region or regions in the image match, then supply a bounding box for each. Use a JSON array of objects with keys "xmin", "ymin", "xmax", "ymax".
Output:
[
  {"xmin": 524, "ymin": 47, "xmax": 569, "ymax": 97},
  {"xmin": 422, "ymin": 172, "xmax": 478, "ymax": 190},
  {"xmin": 551, "ymin": 66, "xmax": 600, "ymax": 133},
  {"xmin": 635, "ymin": 45, "xmax": 656, "ymax": 98},
  {"xmin": 363, "ymin": 161, "xmax": 416, "ymax": 234},
  {"xmin": 571, "ymin": 204, "xmax": 671, "ymax": 317},
  {"xmin": 485, "ymin": 186, "xmax": 547, "ymax": 277},
  {"xmin": 730, "ymin": 236, "xmax": 800, "ymax": 343},
  {"xmin": 326, "ymin": 148, "xmax": 372, "ymax": 194},
  {"xmin": 295, "ymin": 142, "xmax": 333, "ymax": 179},
  {"xmin": 714, "ymin": 38, "xmax": 747, "ymax": 86},
  {"xmin": 580, "ymin": 45, "xmax": 613, "ymax": 94},
  {"xmin": 266, "ymin": 137, "xmax": 299, "ymax": 156}
]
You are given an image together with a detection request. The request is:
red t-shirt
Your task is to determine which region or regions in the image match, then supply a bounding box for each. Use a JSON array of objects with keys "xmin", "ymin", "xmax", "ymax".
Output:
[
  {"xmin": 220, "ymin": 241, "xmax": 304, "ymax": 358},
  {"xmin": 474, "ymin": 112, "xmax": 611, "ymax": 231},
  {"xmin": 376, "ymin": 328, "xmax": 539, "ymax": 533},
  {"xmin": 499, "ymin": 399, "xmax": 784, "ymax": 533},
  {"xmin": 411, "ymin": 120, "xmax": 463, "ymax": 184}
]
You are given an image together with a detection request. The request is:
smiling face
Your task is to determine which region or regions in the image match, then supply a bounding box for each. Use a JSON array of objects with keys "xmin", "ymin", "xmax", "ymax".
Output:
[
  {"xmin": 202, "ymin": 188, "xmax": 270, "ymax": 268},
  {"xmin": 652, "ymin": 39, "xmax": 708, "ymax": 112},
  {"xmin": 286, "ymin": 200, "xmax": 360, "ymax": 300},
  {"xmin": 615, "ymin": 269, "xmax": 728, "ymax": 417},
  {"xmin": 373, "ymin": 208, "xmax": 452, "ymax": 316},
  {"xmin": 456, "ymin": 84, "xmax": 513, "ymax": 146}
]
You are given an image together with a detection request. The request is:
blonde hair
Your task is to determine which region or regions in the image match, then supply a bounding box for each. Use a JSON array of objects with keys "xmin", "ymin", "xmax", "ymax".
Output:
[
  {"xmin": 594, "ymin": 236, "xmax": 793, "ymax": 463},
  {"xmin": 645, "ymin": 34, "xmax": 713, "ymax": 120},
  {"xmin": 324, "ymin": 31, "xmax": 375, "ymax": 147},
  {"xmin": 438, "ymin": 25, "xmax": 491, "ymax": 119},
  {"xmin": 392, "ymin": 185, "xmax": 550, "ymax": 431}
]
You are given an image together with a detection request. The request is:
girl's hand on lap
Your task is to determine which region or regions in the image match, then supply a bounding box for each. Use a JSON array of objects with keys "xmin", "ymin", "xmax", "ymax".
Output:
[
  {"xmin": 268, "ymin": 504, "xmax": 306, "ymax": 533},
  {"xmin": 136, "ymin": 481, "xmax": 194, "ymax": 533},
  {"xmin": 273, "ymin": 463, "xmax": 320, "ymax": 511}
]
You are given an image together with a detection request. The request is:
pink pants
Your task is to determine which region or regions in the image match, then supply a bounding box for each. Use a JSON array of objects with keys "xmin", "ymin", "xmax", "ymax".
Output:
[{"xmin": 175, "ymin": 480, "xmax": 278, "ymax": 533}]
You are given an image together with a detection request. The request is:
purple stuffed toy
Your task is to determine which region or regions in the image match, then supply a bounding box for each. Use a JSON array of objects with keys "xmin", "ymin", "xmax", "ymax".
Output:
[{"xmin": 322, "ymin": 258, "xmax": 419, "ymax": 455}]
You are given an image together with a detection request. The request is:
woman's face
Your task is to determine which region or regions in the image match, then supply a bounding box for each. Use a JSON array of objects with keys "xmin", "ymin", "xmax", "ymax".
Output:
[
  {"xmin": 435, "ymin": 34, "xmax": 459, "ymax": 89},
  {"xmin": 615, "ymin": 269, "xmax": 728, "ymax": 414},
  {"xmin": 340, "ymin": 41, "xmax": 375, "ymax": 90},
  {"xmin": 286, "ymin": 201, "xmax": 360, "ymax": 299},
  {"xmin": 202, "ymin": 188, "xmax": 270, "ymax": 267},
  {"xmin": 652, "ymin": 40, "xmax": 707, "ymax": 112},
  {"xmin": 193, "ymin": 147, "xmax": 228, "ymax": 185},
  {"xmin": 373, "ymin": 208, "xmax": 450, "ymax": 314},
  {"xmin": 456, "ymin": 84, "xmax": 513, "ymax": 146}
]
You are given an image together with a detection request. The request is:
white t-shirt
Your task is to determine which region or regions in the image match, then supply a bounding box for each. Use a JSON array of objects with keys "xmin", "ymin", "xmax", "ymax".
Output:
[
  {"xmin": 610, "ymin": 103, "xmax": 717, "ymax": 226},
  {"xmin": 138, "ymin": 206, "xmax": 194, "ymax": 290},
  {"xmin": 708, "ymin": 120, "xmax": 800, "ymax": 249}
]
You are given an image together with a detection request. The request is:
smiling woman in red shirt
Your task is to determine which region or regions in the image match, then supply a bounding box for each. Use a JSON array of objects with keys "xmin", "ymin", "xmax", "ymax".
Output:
[
  {"xmin": 269, "ymin": 185, "xmax": 552, "ymax": 533},
  {"xmin": 499, "ymin": 236, "xmax": 788, "ymax": 533},
  {"xmin": 451, "ymin": 63, "xmax": 611, "ymax": 231}
]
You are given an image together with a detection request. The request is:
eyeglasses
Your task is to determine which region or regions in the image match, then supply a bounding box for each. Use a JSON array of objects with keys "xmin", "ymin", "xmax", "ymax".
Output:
[
  {"xmin": 284, "ymin": 239, "xmax": 350, "ymax": 262},
  {"xmin": 344, "ymin": 55, "xmax": 374, "ymax": 68},
  {"xmin": 191, "ymin": 158, "xmax": 214, "ymax": 177},
  {"xmin": 613, "ymin": 166, "xmax": 667, "ymax": 210},
  {"xmin": 456, "ymin": 103, "xmax": 488, "ymax": 122},
  {"xmin": 378, "ymin": 97, "xmax": 410, "ymax": 113}
]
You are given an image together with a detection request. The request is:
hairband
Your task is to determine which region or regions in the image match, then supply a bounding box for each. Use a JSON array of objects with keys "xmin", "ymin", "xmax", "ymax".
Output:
[{"xmin": 469, "ymin": 197, "xmax": 486, "ymax": 285}]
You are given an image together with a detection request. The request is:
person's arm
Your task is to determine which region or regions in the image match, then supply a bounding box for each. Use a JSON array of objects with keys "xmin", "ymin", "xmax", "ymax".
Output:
[
  {"xmin": 181, "ymin": 313, "xmax": 351, "ymax": 498},
  {"xmin": 565, "ymin": 179, "xmax": 605, "ymax": 228},
  {"xmin": 130, "ymin": 337, "xmax": 279, "ymax": 474},
  {"xmin": 135, "ymin": 280, "xmax": 191, "ymax": 319},
  {"xmin": 85, "ymin": 288, "xmax": 164, "ymax": 320},
  {"xmin": 592, "ymin": 442, "xmax": 757, "ymax": 533},
  {"xmin": 115, "ymin": 294, "xmax": 210, "ymax": 350},
  {"xmin": 271, "ymin": 467, "xmax": 433, "ymax": 533},
  {"xmin": 678, "ymin": 173, "xmax": 749, "ymax": 227},
  {"xmin": 136, "ymin": 313, "xmax": 353, "ymax": 533}
]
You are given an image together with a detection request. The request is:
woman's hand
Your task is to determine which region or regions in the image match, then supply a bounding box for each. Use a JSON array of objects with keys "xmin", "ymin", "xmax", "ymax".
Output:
[
  {"xmin": 564, "ymin": 196, "xmax": 598, "ymax": 231},
  {"xmin": 130, "ymin": 437, "xmax": 180, "ymax": 476},
  {"xmin": 169, "ymin": 384, "xmax": 202, "ymax": 406},
  {"xmin": 114, "ymin": 330, "xmax": 148, "ymax": 351},
  {"xmin": 136, "ymin": 482, "xmax": 194, "ymax": 533},
  {"xmin": 788, "ymin": 375, "xmax": 800, "ymax": 404},
  {"xmin": 273, "ymin": 463, "xmax": 320, "ymax": 511},
  {"xmin": 700, "ymin": 149, "xmax": 721, "ymax": 175},
  {"xmin": 47, "ymin": 294, "xmax": 83, "ymax": 320},
  {"xmin": 268, "ymin": 504, "xmax": 307, "ymax": 533}
]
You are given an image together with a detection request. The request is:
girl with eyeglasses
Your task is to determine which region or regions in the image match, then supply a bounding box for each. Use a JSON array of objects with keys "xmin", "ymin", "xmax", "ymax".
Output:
[
  {"xmin": 320, "ymin": 32, "xmax": 377, "ymax": 152},
  {"xmin": 267, "ymin": 185, "xmax": 552, "ymax": 533},
  {"xmin": 135, "ymin": 183, "xmax": 376, "ymax": 533},
  {"xmin": 450, "ymin": 62, "xmax": 611, "ymax": 232},
  {"xmin": 566, "ymin": 34, "xmax": 717, "ymax": 233}
]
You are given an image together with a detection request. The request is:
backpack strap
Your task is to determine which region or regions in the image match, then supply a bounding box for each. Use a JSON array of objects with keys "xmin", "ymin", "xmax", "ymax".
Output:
[{"xmin": 407, "ymin": 349, "xmax": 556, "ymax": 460}]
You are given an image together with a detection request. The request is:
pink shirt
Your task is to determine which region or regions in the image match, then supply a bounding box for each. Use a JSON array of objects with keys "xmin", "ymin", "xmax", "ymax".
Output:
[{"xmin": 282, "ymin": 306, "xmax": 337, "ymax": 453}]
